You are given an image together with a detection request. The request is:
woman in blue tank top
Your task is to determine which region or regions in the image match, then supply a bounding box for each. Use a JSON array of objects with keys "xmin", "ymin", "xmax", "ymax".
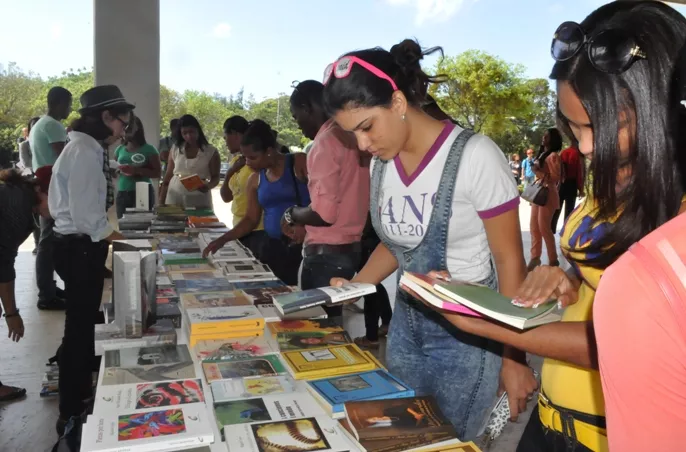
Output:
[{"xmin": 203, "ymin": 120, "xmax": 309, "ymax": 285}]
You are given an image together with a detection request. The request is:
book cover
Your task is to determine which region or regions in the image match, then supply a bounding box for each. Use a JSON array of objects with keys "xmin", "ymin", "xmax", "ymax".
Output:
[
  {"xmin": 113, "ymin": 251, "xmax": 157, "ymax": 338},
  {"xmin": 308, "ymin": 370, "xmax": 414, "ymax": 416},
  {"xmin": 202, "ymin": 355, "xmax": 286, "ymax": 382},
  {"xmin": 185, "ymin": 305, "xmax": 264, "ymax": 334},
  {"xmin": 174, "ymin": 278, "xmax": 235, "ymax": 294},
  {"xmin": 83, "ymin": 406, "xmax": 214, "ymax": 452},
  {"xmin": 224, "ymin": 416, "xmax": 351, "ymax": 452},
  {"xmin": 223, "ymin": 261, "xmax": 272, "ymax": 275},
  {"xmin": 268, "ymin": 319, "xmax": 344, "ymax": 335},
  {"xmin": 338, "ymin": 418, "xmax": 461, "ymax": 452},
  {"xmin": 273, "ymin": 283, "xmax": 376, "ymax": 315},
  {"xmin": 181, "ymin": 291, "xmax": 252, "ymax": 310},
  {"xmin": 257, "ymin": 304, "xmax": 328, "ymax": 323},
  {"xmin": 102, "ymin": 345, "xmax": 196, "ymax": 386},
  {"xmin": 156, "ymin": 274, "xmax": 173, "ymax": 287},
  {"xmin": 188, "ymin": 215, "xmax": 219, "ymax": 224},
  {"xmin": 187, "ymin": 329, "xmax": 263, "ymax": 348},
  {"xmin": 112, "ymin": 239, "xmax": 153, "ymax": 252},
  {"xmin": 277, "ymin": 331, "xmax": 352, "ymax": 351},
  {"xmin": 94, "ymin": 319, "xmax": 177, "ymax": 356},
  {"xmin": 94, "ymin": 379, "xmax": 205, "ymax": 413},
  {"xmin": 157, "ymin": 286, "xmax": 178, "ymax": 299},
  {"xmin": 196, "ymin": 336, "xmax": 278, "ymax": 362},
  {"xmin": 281, "ymin": 344, "xmax": 376, "ymax": 379},
  {"xmin": 171, "ymin": 270, "xmax": 225, "ymax": 281},
  {"xmin": 211, "ymin": 375, "xmax": 298, "ymax": 402},
  {"xmin": 156, "ymin": 301, "xmax": 182, "ymax": 328},
  {"xmin": 243, "ymin": 286, "xmax": 295, "ymax": 305},
  {"xmin": 166, "ymin": 263, "xmax": 214, "ymax": 272},
  {"xmin": 180, "ymin": 174, "xmax": 205, "ymax": 191},
  {"xmin": 215, "ymin": 392, "xmax": 325, "ymax": 428},
  {"xmin": 400, "ymin": 274, "xmax": 481, "ymax": 318},
  {"xmin": 233, "ymin": 280, "xmax": 286, "ymax": 291},
  {"xmin": 345, "ymin": 396, "xmax": 457, "ymax": 441},
  {"xmin": 223, "ymin": 273, "xmax": 277, "ymax": 283}
]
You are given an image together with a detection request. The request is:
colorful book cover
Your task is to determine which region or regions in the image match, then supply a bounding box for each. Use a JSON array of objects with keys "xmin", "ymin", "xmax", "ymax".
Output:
[
  {"xmin": 102, "ymin": 345, "xmax": 196, "ymax": 386},
  {"xmin": 224, "ymin": 416, "xmax": 350, "ymax": 452},
  {"xmin": 94, "ymin": 379, "xmax": 205, "ymax": 413},
  {"xmin": 243, "ymin": 286, "xmax": 296, "ymax": 305},
  {"xmin": 202, "ymin": 355, "xmax": 286, "ymax": 382},
  {"xmin": 181, "ymin": 290, "xmax": 252, "ymax": 310},
  {"xmin": 156, "ymin": 286, "xmax": 178, "ymax": 299},
  {"xmin": 345, "ymin": 396, "xmax": 457, "ymax": 441},
  {"xmin": 82, "ymin": 406, "xmax": 214, "ymax": 452},
  {"xmin": 210, "ymin": 375, "xmax": 298, "ymax": 402},
  {"xmin": 196, "ymin": 336, "xmax": 278, "ymax": 362},
  {"xmin": 277, "ymin": 331, "xmax": 352, "ymax": 351},
  {"xmin": 233, "ymin": 280, "xmax": 286, "ymax": 291},
  {"xmin": 180, "ymin": 174, "xmax": 205, "ymax": 191},
  {"xmin": 214, "ymin": 392, "xmax": 325, "ymax": 427},
  {"xmin": 174, "ymin": 278, "xmax": 235, "ymax": 294},
  {"xmin": 281, "ymin": 344, "xmax": 376, "ymax": 379},
  {"xmin": 308, "ymin": 370, "xmax": 414, "ymax": 416},
  {"xmin": 186, "ymin": 305, "xmax": 264, "ymax": 334},
  {"xmin": 268, "ymin": 319, "xmax": 345, "ymax": 335}
]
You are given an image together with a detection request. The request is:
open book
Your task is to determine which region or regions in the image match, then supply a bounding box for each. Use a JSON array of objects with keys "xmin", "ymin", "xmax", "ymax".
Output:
[
  {"xmin": 400, "ymin": 272, "xmax": 560, "ymax": 330},
  {"xmin": 179, "ymin": 174, "xmax": 205, "ymax": 191}
]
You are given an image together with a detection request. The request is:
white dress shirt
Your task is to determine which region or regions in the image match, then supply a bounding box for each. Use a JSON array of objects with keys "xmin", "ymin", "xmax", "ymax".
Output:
[{"xmin": 49, "ymin": 131, "xmax": 114, "ymax": 242}]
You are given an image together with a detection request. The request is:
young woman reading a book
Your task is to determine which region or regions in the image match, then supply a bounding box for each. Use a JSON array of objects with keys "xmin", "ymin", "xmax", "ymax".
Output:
[
  {"xmin": 417, "ymin": 3, "xmax": 686, "ymax": 451},
  {"xmin": 159, "ymin": 114, "xmax": 220, "ymax": 209},
  {"xmin": 325, "ymin": 40, "xmax": 537, "ymax": 440},
  {"xmin": 203, "ymin": 120, "xmax": 310, "ymax": 285}
]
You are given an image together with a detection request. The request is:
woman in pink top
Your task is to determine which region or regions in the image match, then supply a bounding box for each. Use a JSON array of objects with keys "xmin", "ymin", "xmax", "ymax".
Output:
[
  {"xmin": 595, "ymin": 211, "xmax": 686, "ymax": 450},
  {"xmin": 527, "ymin": 128, "xmax": 562, "ymax": 271}
]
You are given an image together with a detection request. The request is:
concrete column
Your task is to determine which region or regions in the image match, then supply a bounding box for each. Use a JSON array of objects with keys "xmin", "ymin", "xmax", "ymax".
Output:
[{"xmin": 94, "ymin": 0, "xmax": 161, "ymax": 215}]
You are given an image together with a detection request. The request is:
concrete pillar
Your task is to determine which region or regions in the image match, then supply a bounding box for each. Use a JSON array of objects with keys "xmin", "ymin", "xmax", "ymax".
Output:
[{"xmin": 94, "ymin": 0, "xmax": 161, "ymax": 215}]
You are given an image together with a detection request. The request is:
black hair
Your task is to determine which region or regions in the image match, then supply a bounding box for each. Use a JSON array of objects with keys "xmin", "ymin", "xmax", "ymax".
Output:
[
  {"xmin": 324, "ymin": 39, "xmax": 444, "ymax": 115},
  {"xmin": 551, "ymin": 0, "xmax": 686, "ymax": 269},
  {"xmin": 169, "ymin": 118, "xmax": 179, "ymax": 130},
  {"xmin": 128, "ymin": 115, "xmax": 147, "ymax": 146},
  {"xmin": 241, "ymin": 119, "xmax": 277, "ymax": 152},
  {"xmin": 0, "ymin": 169, "xmax": 41, "ymax": 207},
  {"xmin": 223, "ymin": 115, "xmax": 250, "ymax": 134},
  {"xmin": 70, "ymin": 105, "xmax": 133, "ymax": 141},
  {"xmin": 290, "ymin": 80, "xmax": 325, "ymax": 112},
  {"xmin": 27, "ymin": 116, "xmax": 40, "ymax": 133},
  {"xmin": 47, "ymin": 86, "xmax": 72, "ymax": 108},
  {"xmin": 546, "ymin": 128, "xmax": 563, "ymax": 153},
  {"xmin": 176, "ymin": 114, "xmax": 210, "ymax": 149}
]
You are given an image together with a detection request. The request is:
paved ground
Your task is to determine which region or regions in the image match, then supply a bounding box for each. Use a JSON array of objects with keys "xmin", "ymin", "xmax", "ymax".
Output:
[{"xmin": 0, "ymin": 188, "xmax": 570, "ymax": 452}]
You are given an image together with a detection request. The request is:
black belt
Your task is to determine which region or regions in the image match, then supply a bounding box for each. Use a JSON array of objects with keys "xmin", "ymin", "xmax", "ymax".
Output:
[
  {"xmin": 540, "ymin": 390, "xmax": 606, "ymax": 428},
  {"xmin": 53, "ymin": 232, "xmax": 92, "ymax": 241},
  {"xmin": 304, "ymin": 242, "xmax": 361, "ymax": 257}
]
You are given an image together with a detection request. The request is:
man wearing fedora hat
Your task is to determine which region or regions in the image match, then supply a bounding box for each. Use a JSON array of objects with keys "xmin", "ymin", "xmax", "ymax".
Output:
[{"xmin": 49, "ymin": 85, "xmax": 134, "ymax": 434}]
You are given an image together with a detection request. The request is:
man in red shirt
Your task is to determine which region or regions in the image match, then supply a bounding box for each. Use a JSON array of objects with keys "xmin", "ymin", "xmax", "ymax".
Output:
[{"xmin": 551, "ymin": 139, "xmax": 584, "ymax": 233}]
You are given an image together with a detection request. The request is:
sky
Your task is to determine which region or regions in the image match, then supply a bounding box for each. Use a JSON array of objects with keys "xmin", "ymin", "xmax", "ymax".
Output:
[{"xmin": 2, "ymin": 0, "xmax": 686, "ymax": 101}]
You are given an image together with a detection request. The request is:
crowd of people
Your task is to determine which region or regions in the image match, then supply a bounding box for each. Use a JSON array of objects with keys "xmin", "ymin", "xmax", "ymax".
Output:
[{"xmin": 1, "ymin": 1, "xmax": 686, "ymax": 450}]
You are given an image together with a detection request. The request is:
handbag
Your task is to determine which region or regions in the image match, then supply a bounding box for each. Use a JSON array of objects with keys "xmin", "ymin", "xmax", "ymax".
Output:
[{"xmin": 521, "ymin": 180, "xmax": 549, "ymax": 206}]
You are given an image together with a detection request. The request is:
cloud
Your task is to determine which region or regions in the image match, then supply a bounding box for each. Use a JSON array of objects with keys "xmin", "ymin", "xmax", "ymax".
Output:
[
  {"xmin": 212, "ymin": 23, "xmax": 231, "ymax": 39},
  {"xmin": 50, "ymin": 23, "xmax": 63, "ymax": 40},
  {"xmin": 385, "ymin": 0, "xmax": 466, "ymax": 25}
]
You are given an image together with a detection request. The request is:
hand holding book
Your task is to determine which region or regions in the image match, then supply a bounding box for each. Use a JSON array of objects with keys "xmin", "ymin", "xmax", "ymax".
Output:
[{"xmin": 512, "ymin": 266, "xmax": 580, "ymax": 309}]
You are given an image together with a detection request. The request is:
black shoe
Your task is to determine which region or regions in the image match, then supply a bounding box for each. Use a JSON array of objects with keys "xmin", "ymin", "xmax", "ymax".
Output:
[
  {"xmin": 55, "ymin": 287, "xmax": 66, "ymax": 299},
  {"xmin": 38, "ymin": 297, "xmax": 67, "ymax": 310}
]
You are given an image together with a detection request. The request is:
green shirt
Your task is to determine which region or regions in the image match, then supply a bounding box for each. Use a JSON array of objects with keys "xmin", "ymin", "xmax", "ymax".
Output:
[
  {"xmin": 30, "ymin": 115, "xmax": 67, "ymax": 171},
  {"xmin": 114, "ymin": 144, "xmax": 159, "ymax": 192}
]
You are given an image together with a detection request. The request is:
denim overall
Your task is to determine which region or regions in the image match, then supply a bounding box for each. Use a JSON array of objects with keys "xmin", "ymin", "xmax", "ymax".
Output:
[{"xmin": 370, "ymin": 129, "xmax": 502, "ymax": 440}]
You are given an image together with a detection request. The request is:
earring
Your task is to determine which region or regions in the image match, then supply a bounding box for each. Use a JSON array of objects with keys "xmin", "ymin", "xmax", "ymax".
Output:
[{"xmin": 401, "ymin": 114, "xmax": 406, "ymax": 121}]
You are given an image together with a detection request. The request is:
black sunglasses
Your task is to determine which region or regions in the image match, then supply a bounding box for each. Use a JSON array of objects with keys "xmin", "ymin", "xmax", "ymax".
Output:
[{"xmin": 551, "ymin": 21, "xmax": 646, "ymax": 74}]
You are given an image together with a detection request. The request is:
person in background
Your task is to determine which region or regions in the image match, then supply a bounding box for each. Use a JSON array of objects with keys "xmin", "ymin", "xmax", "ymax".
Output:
[
  {"xmin": 551, "ymin": 136, "xmax": 584, "ymax": 233},
  {"xmin": 324, "ymin": 41, "xmax": 536, "ymax": 439},
  {"xmin": 158, "ymin": 118, "xmax": 178, "ymax": 175},
  {"xmin": 49, "ymin": 85, "xmax": 131, "ymax": 435},
  {"xmin": 527, "ymin": 128, "xmax": 562, "ymax": 271},
  {"xmin": 510, "ymin": 153, "xmax": 522, "ymax": 185},
  {"xmin": 114, "ymin": 116, "xmax": 161, "ymax": 218},
  {"xmin": 285, "ymin": 80, "xmax": 370, "ymax": 324},
  {"xmin": 30, "ymin": 86, "xmax": 72, "ymax": 311},
  {"xmin": 220, "ymin": 116, "xmax": 267, "ymax": 258},
  {"xmin": 159, "ymin": 114, "xmax": 220, "ymax": 209},
  {"xmin": 19, "ymin": 117, "xmax": 42, "ymax": 254},
  {"xmin": 203, "ymin": 120, "xmax": 310, "ymax": 286},
  {"xmin": 521, "ymin": 148, "xmax": 536, "ymax": 187},
  {"xmin": 0, "ymin": 167, "xmax": 51, "ymax": 402}
]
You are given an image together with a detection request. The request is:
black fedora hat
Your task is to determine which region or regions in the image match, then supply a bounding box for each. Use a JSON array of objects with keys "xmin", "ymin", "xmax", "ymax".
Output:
[{"xmin": 79, "ymin": 85, "xmax": 135, "ymax": 114}]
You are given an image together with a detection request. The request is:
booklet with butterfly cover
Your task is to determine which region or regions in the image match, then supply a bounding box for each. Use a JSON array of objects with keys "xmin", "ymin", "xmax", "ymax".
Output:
[
  {"xmin": 400, "ymin": 272, "xmax": 561, "ymax": 330},
  {"xmin": 195, "ymin": 336, "xmax": 279, "ymax": 362}
]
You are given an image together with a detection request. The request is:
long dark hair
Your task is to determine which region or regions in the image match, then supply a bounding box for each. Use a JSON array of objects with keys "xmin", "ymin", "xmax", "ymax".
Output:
[
  {"xmin": 323, "ymin": 41, "xmax": 444, "ymax": 115},
  {"xmin": 552, "ymin": 0, "xmax": 686, "ymax": 268},
  {"xmin": 241, "ymin": 119, "xmax": 277, "ymax": 152},
  {"xmin": 127, "ymin": 116, "xmax": 147, "ymax": 147},
  {"xmin": 175, "ymin": 114, "xmax": 209, "ymax": 149},
  {"xmin": 70, "ymin": 105, "xmax": 132, "ymax": 141},
  {"xmin": 537, "ymin": 127, "xmax": 563, "ymax": 163}
]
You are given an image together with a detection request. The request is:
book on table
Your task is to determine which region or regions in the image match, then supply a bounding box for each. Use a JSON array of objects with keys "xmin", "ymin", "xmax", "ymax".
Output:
[
  {"xmin": 180, "ymin": 290, "xmax": 253, "ymax": 310},
  {"xmin": 281, "ymin": 343, "xmax": 378, "ymax": 380},
  {"xmin": 400, "ymin": 271, "xmax": 561, "ymax": 329},
  {"xmin": 272, "ymin": 282, "xmax": 376, "ymax": 315},
  {"xmin": 101, "ymin": 345, "xmax": 196, "ymax": 386},
  {"xmin": 267, "ymin": 318, "xmax": 345, "ymax": 335},
  {"xmin": 276, "ymin": 330, "xmax": 352, "ymax": 352},
  {"xmin": 93, "ymin": 378, "xmax": 206, "ymax": 414},
  {"xmin": 195, "ymin": 336, "xmax": 279, "ymax": 362},
  {"xmin": 170, "ymin": 270, "xmax": 225, "ymax": 281},
  {"xmin": 94, "ymin": 319, "xmax": 177, "ymax": 356},
  {"xmin": 184, "ymin": 305, "xmax": 264, "ymax": 336},
  {"xmin": 179, "ymin": 174, "xmax": 206, "ymax": 191},
  {"xmin": 112, "ymin": 251, "xmax": 157, "ymax": 338},
  {"xmin": 202, "ymin": 354, "xmax": 287, "ymax": 383},
  {"xmin": 257, "ymin": 304, "xmax": 329, "ymax": 323},
  {"xmin": 210, "ymin": 375, "xmax": 299, "ymax": 403}
]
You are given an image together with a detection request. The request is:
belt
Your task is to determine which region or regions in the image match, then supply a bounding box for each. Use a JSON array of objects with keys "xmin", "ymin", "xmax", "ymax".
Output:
[
  {"xmin": 304, "ymin": 242, "xmax": 361, "ymax": 257},
  {"xmin": 53, "ymin": 232, "xmax": 92, "ymax": 241},
  {"xmin": 538, "ymin": 392, "xmax": 608, "ymax": 452}
]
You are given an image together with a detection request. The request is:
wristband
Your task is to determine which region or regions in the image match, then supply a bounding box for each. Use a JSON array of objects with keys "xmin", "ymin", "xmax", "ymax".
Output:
[
  {"xmin": 283, "ymin": 206, "xmax": 296, "ymax": 226},
  {"xmin": 3, "ymin": 310, "xmax": 20, "ymax": 318}
]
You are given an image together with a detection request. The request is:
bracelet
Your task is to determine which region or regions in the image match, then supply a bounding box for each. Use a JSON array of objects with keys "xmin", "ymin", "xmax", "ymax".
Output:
[
  {"xmin": 3, "ymin": 310, "xmax": 20, "ymax": 318},
  {"xmin": 283, "ymin": 206, "xmax": 296, "ymax": 226}
]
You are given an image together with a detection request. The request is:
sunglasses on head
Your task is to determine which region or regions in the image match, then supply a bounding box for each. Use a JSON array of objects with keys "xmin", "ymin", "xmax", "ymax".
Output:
[
  {"xmin": 323, "ymin": 56, "xmax": 398, "ymax": 90},
  {"xmin": 551, "ymin": 21, "xmax": 646, "ymax": 74}
]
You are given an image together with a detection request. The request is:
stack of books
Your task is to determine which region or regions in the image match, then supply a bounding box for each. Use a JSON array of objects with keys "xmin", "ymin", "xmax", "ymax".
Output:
[{"xmin": 40, "ymin": 364, "xmax": 59, "ymax": 398}]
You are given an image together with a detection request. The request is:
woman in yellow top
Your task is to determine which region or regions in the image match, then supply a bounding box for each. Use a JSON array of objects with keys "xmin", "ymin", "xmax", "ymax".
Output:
[
  {"xmin": 418, "ymin": 2, "xmax": 686, "ymax": 451},
  {"xmin": 219, "ymin": 115, "xmax": 266, "ymax": 259}
]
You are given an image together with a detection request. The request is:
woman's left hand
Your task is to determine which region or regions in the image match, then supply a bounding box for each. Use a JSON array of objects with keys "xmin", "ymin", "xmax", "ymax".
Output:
[
  {"xmin": 197, "ymin": 183, "xmax": 210, "ymax": 193},
  {"xmin": 499, "ymin": 357, "xmax": 538, "ymax": 421}
]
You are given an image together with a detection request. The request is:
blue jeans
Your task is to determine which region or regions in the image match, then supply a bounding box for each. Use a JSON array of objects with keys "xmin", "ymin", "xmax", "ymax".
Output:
[
  {"xmin": 524, "ymin": 175, "xmax": 535, "ymax": 188},
  {"xmin": 301, "ymin": 251, "xmax": 360, "ymax": 322}
]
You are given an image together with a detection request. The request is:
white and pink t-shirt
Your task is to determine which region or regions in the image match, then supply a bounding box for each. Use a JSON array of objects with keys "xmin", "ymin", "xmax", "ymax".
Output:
[{"xmin": 372, "ymin": 123, "xmax": 519, "ymax": 282}]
